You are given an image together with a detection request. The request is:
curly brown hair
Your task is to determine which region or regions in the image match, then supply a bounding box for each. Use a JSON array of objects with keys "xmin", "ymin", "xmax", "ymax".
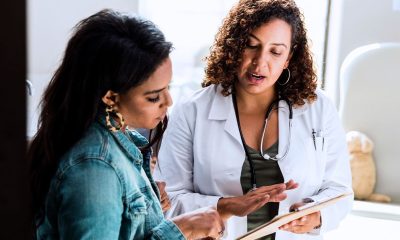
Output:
[{"xmin": 203, "ymin": 0, "xmax": 317, "ymax": 106}]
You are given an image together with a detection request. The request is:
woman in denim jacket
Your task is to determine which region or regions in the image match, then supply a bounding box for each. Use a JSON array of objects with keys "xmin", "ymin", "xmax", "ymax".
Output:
[{"xmin": 28, "ymin": 9, "xmax": 224, "ymax": 240}]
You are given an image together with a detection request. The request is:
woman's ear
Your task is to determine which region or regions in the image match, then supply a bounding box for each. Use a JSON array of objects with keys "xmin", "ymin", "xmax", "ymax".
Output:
[
  {"xmin": 101, "ymin": 90, "xmax": 119, "ymax": 106},
  {"xmin": 284, "ymin": 61, "xmax": 290, "ymax": 69},
  {"xmin": 284, "ymin": 52, "xmax": 293, "ymax": 69}
]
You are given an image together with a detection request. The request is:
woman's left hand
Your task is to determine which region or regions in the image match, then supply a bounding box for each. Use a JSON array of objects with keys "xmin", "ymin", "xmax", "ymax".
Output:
[
  {"xmin": 278, "ymin": 210, "xmax": 321, "ymax": 234},
  {"xmin": 156, "ymin": 181, "xmax": 171, "ymax": 212}
]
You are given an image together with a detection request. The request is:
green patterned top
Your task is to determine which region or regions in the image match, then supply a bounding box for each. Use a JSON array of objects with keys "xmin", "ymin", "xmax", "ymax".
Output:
[{"xmin": 240, "ymin": 141, "xmax": 283, "ymax": 240}]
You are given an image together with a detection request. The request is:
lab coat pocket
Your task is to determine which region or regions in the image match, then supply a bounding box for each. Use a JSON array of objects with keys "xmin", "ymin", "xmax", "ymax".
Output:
[{"xmin": 302, "ymin": 136, "xmax": 327, "ymax": 190}]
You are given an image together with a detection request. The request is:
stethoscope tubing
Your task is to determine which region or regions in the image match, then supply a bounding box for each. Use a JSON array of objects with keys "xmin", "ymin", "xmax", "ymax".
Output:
[{"xmin": 232, "ymin": 92, "xmax": 293, "ymax": 190}]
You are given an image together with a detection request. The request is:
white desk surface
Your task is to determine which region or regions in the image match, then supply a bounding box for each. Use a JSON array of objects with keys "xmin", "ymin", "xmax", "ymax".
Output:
[{"xmin": 325, "ymin": 200, "xmax": 400, "ymax": 239}]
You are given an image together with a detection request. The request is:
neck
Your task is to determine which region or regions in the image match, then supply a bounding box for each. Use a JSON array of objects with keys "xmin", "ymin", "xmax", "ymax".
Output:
[{"xmin": 234, "ymin": 86, "xmax": 277, "ymax": 115}]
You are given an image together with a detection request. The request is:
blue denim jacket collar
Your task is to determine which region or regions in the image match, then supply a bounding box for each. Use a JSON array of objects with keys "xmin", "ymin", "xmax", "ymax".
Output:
[
  {"xmin": 96, "ymin": 113, "xmax": 150, "ymax": 165},
  {"xmin": 96, "ymin": 113, "xmax": 159, "ymax": 198}
]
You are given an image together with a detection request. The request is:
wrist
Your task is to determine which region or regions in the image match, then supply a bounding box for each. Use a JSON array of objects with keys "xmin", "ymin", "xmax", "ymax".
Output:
[
  {"xmin": 171, "ymin": 215, "xmax": 193, "ymax": 238},
  {"xmin": 314, "ymin": 212, "xmax": 322, "ymax": 229},
  {"xmin": 217, "ymin": 197, "xmax": 232, "ymax": 220}
]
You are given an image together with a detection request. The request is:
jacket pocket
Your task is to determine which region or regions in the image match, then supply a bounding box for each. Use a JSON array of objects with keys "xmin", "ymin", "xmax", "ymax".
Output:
[
  {"xmin": 123, "ymin": 191, "xmax": 155, "ymax": 239},
  {"xmin": 127, "ymin": 192, "xmax": 153, "ymax": 216}
]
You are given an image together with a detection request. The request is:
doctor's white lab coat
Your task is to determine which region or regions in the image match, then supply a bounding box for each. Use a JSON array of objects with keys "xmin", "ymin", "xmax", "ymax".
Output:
[{"xmin": 154, "ymin": 85, "xmax": 353, "ymax": 240}]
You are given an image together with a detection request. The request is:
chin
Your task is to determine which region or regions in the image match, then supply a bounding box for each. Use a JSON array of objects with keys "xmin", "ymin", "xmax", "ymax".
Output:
[
  {"xmin": 244, "ymin": 81, "xmax": 275, "ymax": 94},
  {"xmin": 148, "ymin": 120, "xmax": 161, "ymax": 130},
  {"xmin": 243, "ymin": 85, "xmax": 268, "ymax": 94}
]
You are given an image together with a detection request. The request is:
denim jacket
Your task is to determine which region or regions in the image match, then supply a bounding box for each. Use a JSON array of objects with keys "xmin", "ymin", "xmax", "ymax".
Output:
[{"xmin": 36, "ymin": 116, "xmax": 185, "ymax": 240}]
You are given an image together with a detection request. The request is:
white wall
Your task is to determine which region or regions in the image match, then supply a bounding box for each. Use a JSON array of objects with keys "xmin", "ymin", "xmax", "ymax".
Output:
[
  {"xmin": 324, "ymin": 0, "xmax": 400, "ymax": 204},
  {"xmin": 28, "ymin": 0, "xmax": 138, "ymax": 75},
  {"xmin": 325, "ymin": 0, "xmax": 400, "ymax": 106},
  {"xmin": 296, "ymin": 0, "xmax": 328, "ymax": 79},
  {"xmin": 139, "ymin": 0, "xmax": 329, "ymax": 108},
  {"xmin": 27, "ymin": 0, "xmax": 138, "ymax": 137}
]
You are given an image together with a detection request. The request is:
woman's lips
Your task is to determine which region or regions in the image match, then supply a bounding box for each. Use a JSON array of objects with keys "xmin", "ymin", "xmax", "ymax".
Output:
[
  {"xmin": 157, "ymin": 113, "xmax": 167, "ymax": 121},
  {"xmin": 247, "ymin": 72, "xmax": 265, "ymax": 84}
]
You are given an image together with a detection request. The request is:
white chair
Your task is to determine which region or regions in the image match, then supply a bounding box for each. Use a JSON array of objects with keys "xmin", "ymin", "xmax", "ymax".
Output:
[{"xmin": 339, "ymin": 42, "xmax": 400, "ymax": 203}]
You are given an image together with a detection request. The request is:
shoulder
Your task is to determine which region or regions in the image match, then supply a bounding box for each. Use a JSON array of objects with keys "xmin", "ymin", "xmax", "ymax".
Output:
[
  {"xmin": 315, "ymin": 88, "xmax": 333, "ymax": 104},
  {"xmin": 314, "ymin": 88, "xmax": 336, "ymax": 111},
  {"xmin": 170, "ymin": 84, "xmax": 221, "ymax": 118},
  {"xmin": 55, "ymin": 123, "xmax": 126, "ymax": 185},
  {"xmin": 296, "ymin": 88, "xmax": 341, "ymax": 129},
  {"xmin": 292, "ymin": 88, "xmax": 338, "ymax": 121},
  {"xmin": 178, "ymin": 84, "xmax": 219, "ymax": 108},
  {"xmin": 58, "ymin": 123, "xmax": 110, "ymax": 166},
  {"xmin": 301, "ymin": 88, "xmax": 336, "ymax": 112},
  {"xmin": 52, "ymin": 135, "xmax": 129, "ymax": 202}
]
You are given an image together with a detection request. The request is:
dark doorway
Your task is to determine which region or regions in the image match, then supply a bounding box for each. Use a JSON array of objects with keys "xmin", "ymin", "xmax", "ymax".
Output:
[{"xmin": 0, "ymin": 0, "xmax": 30, "ymax": 239}]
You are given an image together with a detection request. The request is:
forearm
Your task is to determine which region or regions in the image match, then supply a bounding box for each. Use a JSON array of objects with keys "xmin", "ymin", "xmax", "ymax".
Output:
[
  {"xmin": 216, "ymin": 197, "xmax": 234, "ymax": 220},
  {"xmin": 167, "ymin": 191, "xmax": 221, "ymax": 218}
]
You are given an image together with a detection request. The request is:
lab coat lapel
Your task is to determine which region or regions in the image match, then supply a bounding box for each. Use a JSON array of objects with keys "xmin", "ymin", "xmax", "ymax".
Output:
[
  {"xmin": 278, "ymin": 100, "xmax": 290, "ymax": 160},
  {"xmin": 278, "ymin": 100, "xmax": 309, "ymax": 157},
  {"xmin": 278, "ymin": 100, "xmax": 309, "ymax": 177},
  {"xmin": 208, "ymin": 87, "xmax": 242, "ymax": 145},
  {"xmin": 224, "ymin": 102, "xmax": 242, "ymax": 145}
]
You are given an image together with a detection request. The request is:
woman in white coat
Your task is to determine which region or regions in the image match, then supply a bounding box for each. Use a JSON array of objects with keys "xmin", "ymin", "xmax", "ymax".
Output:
[{"xmin": 154, "ymin": 0, "xmax": 353, "ymax": 239}]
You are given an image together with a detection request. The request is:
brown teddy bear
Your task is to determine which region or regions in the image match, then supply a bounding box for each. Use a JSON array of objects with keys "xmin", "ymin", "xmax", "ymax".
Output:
[{"xmin": 346, "ymin": 131, "xmax": 391, "ymax": 203}]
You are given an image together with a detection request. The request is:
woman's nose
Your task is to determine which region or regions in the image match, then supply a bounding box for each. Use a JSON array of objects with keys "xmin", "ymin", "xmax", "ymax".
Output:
[
  {"xmin": 161, "ymin": 90, "xmax": 173, "ymax": 108},
  {"xmin": 253, "ymin": 51, "xmax": 269, "ymax": 68}
]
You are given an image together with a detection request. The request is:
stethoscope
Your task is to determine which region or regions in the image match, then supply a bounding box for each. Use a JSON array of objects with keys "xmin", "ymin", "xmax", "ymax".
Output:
[{"xmin": 232, "ymin": 92, "xmax": 293, "ymax": 190}]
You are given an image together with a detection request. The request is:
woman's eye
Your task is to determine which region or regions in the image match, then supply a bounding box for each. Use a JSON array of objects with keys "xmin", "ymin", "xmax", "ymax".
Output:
[
  {"xmin": 246, "ymin": 43, "xmax": 258, "ymax": 49},
  {"xmin": 147, "ymin": 96, "xmax": 160, "ymax": 103},
  {"xmin": 271, "ymin": 51, "xmax": 282, "ymax": 56}
]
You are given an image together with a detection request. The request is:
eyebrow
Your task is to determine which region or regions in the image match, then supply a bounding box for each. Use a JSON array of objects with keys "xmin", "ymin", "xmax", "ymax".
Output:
[
  {"xmin": 144, "ymin": 87, "xmax": 166, "ymax": 95},
  {"xmin": 249, "ymin": 34, "xmax": 288, "ymax": 49}
]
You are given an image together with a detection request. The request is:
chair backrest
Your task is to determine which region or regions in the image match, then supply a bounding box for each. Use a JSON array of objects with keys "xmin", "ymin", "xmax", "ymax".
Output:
[{"xmin": 339, "ymin": 42, "xmax": 400, "ymax": 203}]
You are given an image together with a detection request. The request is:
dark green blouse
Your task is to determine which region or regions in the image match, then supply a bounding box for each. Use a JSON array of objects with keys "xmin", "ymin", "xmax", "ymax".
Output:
[{"xmin": 240, "ymin": 141, "xmax": 283, "ymax": 240}]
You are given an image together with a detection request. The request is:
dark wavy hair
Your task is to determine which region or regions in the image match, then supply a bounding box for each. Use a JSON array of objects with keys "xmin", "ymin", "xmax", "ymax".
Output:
[
  {"xmin": 28, "ymin": 9, "xmax": 172, "ymax": 221},
  {"xmin": 203, "ymin": 0, "xmax": 317, "ymax": 106}
]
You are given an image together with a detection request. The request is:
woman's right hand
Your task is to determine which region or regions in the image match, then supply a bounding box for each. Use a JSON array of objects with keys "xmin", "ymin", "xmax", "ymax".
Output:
[
  {"xmin": 217, "ymin": 180, "xmax": 298, "ymax": 220},
  {"xmin": 172, "ymin": 206, "xmax": 225, "ymax": 240}
]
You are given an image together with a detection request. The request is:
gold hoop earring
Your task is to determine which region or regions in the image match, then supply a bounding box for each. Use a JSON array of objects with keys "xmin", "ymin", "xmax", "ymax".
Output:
[
  {"xmin": 278, "ymin": 68, "xmax": 290, "ymax": 85},
  {"xmin": 105, "ymin": 105, "xmax": 125, "ymax": 132}
]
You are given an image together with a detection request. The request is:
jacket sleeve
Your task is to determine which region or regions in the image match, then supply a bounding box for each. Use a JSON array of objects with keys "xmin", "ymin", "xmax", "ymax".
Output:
[
  {"xmin": 153, "ymin": 102, "xmax": 220, "ymax": 218},
  {"xmin": 57, "ymin": 158, "xmax": 186, "ymax": 240},
  {"xmin": 308, "ymin": 97, "xmax": 354, "ymax": 235},
  {"xmin": 57, "ymin": 159, "xmax": 124, "ymax": 240}
]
